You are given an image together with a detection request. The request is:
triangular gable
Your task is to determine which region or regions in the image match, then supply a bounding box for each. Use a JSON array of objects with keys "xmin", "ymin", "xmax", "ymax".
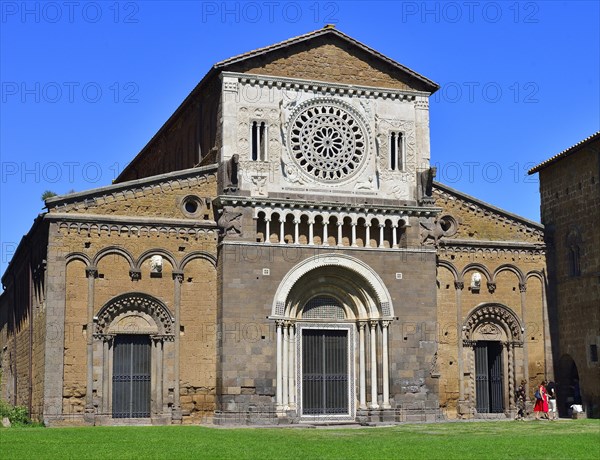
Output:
[
  {"xmin": 46, "ymin": 165, "xmax": 218, "ymax": 220},
  {"xmin": 433, "ymin": 182, "xmax": 544, "ymax": 245},
  {"xmin": 217, "ymin": 27, "xmax": 439, "ymax": 93}
]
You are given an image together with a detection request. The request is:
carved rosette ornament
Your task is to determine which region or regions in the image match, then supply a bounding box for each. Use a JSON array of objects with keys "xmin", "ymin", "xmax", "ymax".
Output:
[{"xmin": 285, "ymin": 98, "xmax": 370, "ymax": 185}]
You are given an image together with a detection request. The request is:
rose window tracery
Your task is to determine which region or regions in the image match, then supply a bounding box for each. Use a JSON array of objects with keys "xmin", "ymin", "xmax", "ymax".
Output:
[{"xmin": 287, "ymin": 101, "xmax": 368, "ymax": 183}]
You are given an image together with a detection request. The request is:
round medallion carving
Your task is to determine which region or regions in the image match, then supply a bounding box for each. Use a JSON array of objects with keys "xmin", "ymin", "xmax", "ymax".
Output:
[{"xmin": 287, "ymin": 100, "xmax": 369, "ymax": 183}]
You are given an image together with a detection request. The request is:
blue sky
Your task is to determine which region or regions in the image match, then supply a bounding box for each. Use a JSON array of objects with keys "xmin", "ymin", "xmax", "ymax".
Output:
[{"xmin": 1, "ymin": 0, "xmax": 599, "ymax": 276}]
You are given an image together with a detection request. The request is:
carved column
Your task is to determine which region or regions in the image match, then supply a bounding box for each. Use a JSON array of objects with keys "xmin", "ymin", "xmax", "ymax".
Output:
[
  {"xmin": 151, "ymin": 336, "xmax": 164, "ymax": 415},
  {"xmin": 101, "ymin": 334, "xmax": 114, "ymax": 415},
  {"xmin": 455, "ymin": 281, "xmax": 465, "ymax": 404},
  {"xmin": 308, "ymin": 219, "xmax": 314, "ymax": 245},
  {"xmin": 337, "ymin": 221, "xmax": 343, "ymax": 247},
  {"xmin": 322, "ymin": 217, "xmax": 329, "ymax": 246},
  {"xmin": 276, "ymin": 320, "xmax": 283, "ymax": 411},
  {"xmin": 378, "ymin": 224, "xmax": 385, "ymax": 248},
  {"xmin": 392, "ymin": 225, "xmax": 398, "ymax": 249},
  {"xmin": 370, "ymin": 321, "xmax": 379, "ymax": 409},
  {"xmin": 358, "ymin": 322, "xmax": 367, "ymax": 409},
  {"xmin": 351, "ymin": 222, "xmax": 358, "ymax": 247},
  {"xmin": 279, "ymin": 216, "xmax": 285, "ymax": 244},
  {"xmin": 172, "ymin": 271, "xmax": 183, "ymax": 422},
  {"xmin": 381, "ymin": 321, "xmax": 391, "ymax": 409},
  {"xmin": 264, "ymin": 218, "xmax": 271, "ymax": 243},
  {"xmin": 293, "ymin": 219, "xmax": 300, "ymax": 244},
  {"xmin": 519, "ymin": 282, "xmax": 529, "ymax": 387},
  {"xmin": 282, "ymin": 322, "xmax": 289, "ymax": 408},
  {"xmin": 506, "ymin": 342, "xmax": 514, "ymax": 411},
  {"xmin": 85, "ymin": 266, "xmax": 98, "ymax": 415},
  {"xmin": 288, "ymin": 322, "xmax": 296, "ymax": 409},
  {"xmin": 365, "ymin": 223, "xmax": 371, "ymax": 248}
]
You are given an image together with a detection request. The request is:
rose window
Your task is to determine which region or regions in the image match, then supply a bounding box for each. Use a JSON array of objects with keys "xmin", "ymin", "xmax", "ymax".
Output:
[{"xmin": 288, "ymin": 102, "xmax": 368, "ymax": 183}]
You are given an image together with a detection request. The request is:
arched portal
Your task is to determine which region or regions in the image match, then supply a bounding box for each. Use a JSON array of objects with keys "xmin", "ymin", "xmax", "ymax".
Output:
[
  {"xmin": 271, "ymin": 254, "xmax": 394, "ymax": 420},
  {"xmin": 557, "ymin": 354, "xmax": 581, "ymax": 417},
  {"xmin": 462, "ymin": 303, "xmax": 524, "ymax": 417},
  {"xmin": 93, "ymin": 293, "xmax": 174, "ymax": 420}
]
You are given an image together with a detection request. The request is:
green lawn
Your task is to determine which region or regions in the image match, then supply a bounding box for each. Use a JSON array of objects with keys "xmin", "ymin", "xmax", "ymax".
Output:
[{"xmin": 1, "ymin": 420, "xmax": 599, "ymax": 459}]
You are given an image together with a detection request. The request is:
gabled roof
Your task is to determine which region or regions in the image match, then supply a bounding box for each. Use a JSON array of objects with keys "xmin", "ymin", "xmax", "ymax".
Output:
[
  {"xmin": 215, "ymin": 26, "xmax": 439, "ymax": 93},
  {"xmin": 528, "ymin": 131, "xmax": 600, "ymax": 174},
  {"xmin": 434, "ymin": 181, "xmax": 544, "ymax": 231}
]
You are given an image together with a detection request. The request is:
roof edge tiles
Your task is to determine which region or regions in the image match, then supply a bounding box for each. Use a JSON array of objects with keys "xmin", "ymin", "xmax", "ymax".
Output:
[{"xmin": 528, "ymin": 131, "xmax": 600, "ymax": 174}]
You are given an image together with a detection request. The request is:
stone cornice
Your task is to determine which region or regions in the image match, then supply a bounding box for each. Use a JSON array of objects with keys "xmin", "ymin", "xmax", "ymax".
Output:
[
  {"xmin": 44, "ymin": 212, "xmax": 217, "ymax": 228},
  {"xmin": 433, "ymin": 182, "xmax": 544, "ymax": 240},
  {"xmin": 221, "ymin": 240, "xmax": 437, "ymax": 254},
  {"xmin": 216, "ymin": 195, "xmax": 442, "ymax": 217},
  {"xmin": 439, "ymin": 239, "xmax": 546, "ymax": 250},
  {"xmin": 222, "ymin": 71, "xmax": 430, "ymax": 101},
  {"xmin": 45, "ymin": 164, "xmax": 218, "ymax": 211}
]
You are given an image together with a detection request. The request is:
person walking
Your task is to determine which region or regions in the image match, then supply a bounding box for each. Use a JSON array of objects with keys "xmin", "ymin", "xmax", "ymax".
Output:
[
  {"xmin": 534, "ymin": 380, "xmax": 549, "ymax": 420},
  {"xmin": 515, "ymin": 380, "xmax": 527, "ymax": 420},
  {"xmin": 546, "ymin": 380, "xmax": 557, "ymax": 420}
]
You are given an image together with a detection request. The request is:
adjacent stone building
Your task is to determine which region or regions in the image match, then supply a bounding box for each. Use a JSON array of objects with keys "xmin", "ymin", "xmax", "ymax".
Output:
[
  {"xmin": 0, "ymin": 27, "xmax": 551, "ymax": 425},
  {"xmin": 529, "ymin": 131, "xmax": 600, "ymax": 418}
]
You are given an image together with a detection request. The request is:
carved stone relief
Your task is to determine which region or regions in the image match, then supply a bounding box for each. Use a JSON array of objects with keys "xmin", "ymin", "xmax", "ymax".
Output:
[{"xmin": 217, "ymin": 206, "xmax": 243, "ymax": 237}]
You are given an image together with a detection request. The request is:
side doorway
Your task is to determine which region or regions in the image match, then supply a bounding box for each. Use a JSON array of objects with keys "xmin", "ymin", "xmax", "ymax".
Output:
[
  {"xmin": 112, "ymin": 334, "xmax": 151, "ymax": 418},
  {"xmin": 475, "ymin": 341, "xmax": 504, "ymax": 414}
]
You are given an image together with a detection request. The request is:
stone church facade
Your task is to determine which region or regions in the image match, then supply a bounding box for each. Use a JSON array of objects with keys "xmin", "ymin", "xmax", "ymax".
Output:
[{"xmin": 0, "ymin": 27, "xmax": 550, "ymax": 425}]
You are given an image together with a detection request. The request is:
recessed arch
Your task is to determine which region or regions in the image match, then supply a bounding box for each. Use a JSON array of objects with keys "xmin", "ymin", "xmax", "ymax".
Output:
[
  {"xmin": 493, "ymin": 264, "xmax": 525, "ymax": 285},
  {"xmin": 437, "ymin": 260, "xmax": 459, "ymax": 283},
  {"xmin": 65, "ymin": 252, "xmax": 91, "ymax": 266},
  {"xmin": 271, "ymin": 253, "xmax": 394, "ymax": 318},
  {"xmin": 136, "ymin": 248, "xmax": 178, "ymax": 271},
  {"xmin": 92, "ymin": 246, "xmax": 135, "ymax": 269},
  {"xmin": 180, "ymin": 250, "xmax": 217, "ymax": 270},
  {"xmin": 463, "ymin": 302, "xmax": 523, "ymax": 343},
  {"xmin": 461, "ymin": 263, "xmax": 492, "ymax": 283},
  {"xmin": 94, "ymin": 292, "xmax": 174, "ymax": 337}
]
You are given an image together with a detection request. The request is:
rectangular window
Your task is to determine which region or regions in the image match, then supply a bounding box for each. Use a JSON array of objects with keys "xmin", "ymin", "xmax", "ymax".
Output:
[
  {"xmin": 251, "ymin": 121, "xmax": 267, "ymax": 161},
  {"xmin": 389, "ymin": 132, "xmax": 404, "ymax": 171}
]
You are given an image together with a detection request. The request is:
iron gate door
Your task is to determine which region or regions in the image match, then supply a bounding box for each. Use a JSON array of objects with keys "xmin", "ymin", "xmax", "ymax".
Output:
[
  {"xmin": 302, "ymin": 329, "xmax": 348, "ymax": 415},
  {"xmin": 475, "ymin": 341, "xmax": 504, "ymax": 413},
  {"xmin": 112, "ymin": 335, "xmax": 151, "ymax": 418}
]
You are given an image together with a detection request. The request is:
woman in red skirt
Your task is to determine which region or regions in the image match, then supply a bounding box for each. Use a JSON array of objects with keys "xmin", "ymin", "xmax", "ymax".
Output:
[{"xmin": 534, "ymin": 380, "xmax": 549, "ymax": 420}]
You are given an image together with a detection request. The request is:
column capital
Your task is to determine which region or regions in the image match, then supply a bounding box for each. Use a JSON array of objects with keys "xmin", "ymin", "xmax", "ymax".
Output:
[
  {"xmin": 454, "ymin": 281, "xmax": 464, "ymax": 290},
  {"xmin": 519, "ymin": 282, "xmax": 527, "ymax": 293},
  {"xmin": 275, "ymin": 319, "xmax": 286, "ymax": 327},
  {"xmin": 369, "ymin": 320, "xmax": 379, "ymax": 329},
  {"xmin": 381, "ymin": 320, "xmax": 392, "ymax": 328},
  {"xmin": 85, "ymin": 266, "xmax": 98, "ymax": 278},
  {"xmin": 172, "ymin": 271, "xmax": 184, "ymax": 283},
  {"xmin": 129, "ymin": 269, "xmax": 141, "ymax": 281}
]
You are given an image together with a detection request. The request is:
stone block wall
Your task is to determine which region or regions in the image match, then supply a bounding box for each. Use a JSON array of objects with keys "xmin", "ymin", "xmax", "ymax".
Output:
[{"xmin": 537, "ymin": 140, "xmax": 600, "ymax": 417}]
